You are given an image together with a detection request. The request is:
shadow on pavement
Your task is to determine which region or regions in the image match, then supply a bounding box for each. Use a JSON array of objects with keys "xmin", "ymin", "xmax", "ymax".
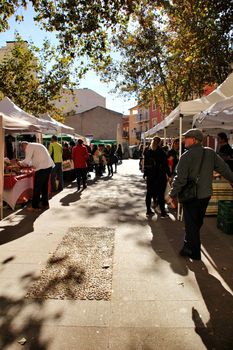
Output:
[
  {"xmin": 148, "ymin": 214, "xmax": 233, "ymax": 349},
  {"xmin": 0, "ymin": 273, "xmax": 63, "ymax": 350},
  {"xmin": 59, "ymin": 190, "xmax": 82, "ymax": 206},
  {"xmin": 0, "ymin": 208, "xmax": 41, "ymax": 245},
  {"xmin": 187, "ymin": 260, "xmax": 233, "ymax": 350},
  {"xmin": 148, "ymin": 217, "xmax": 189, "ymax": 276},
  {"xmin": 76, "ymin": 174, "xmax": 147, "ymax": 226}
]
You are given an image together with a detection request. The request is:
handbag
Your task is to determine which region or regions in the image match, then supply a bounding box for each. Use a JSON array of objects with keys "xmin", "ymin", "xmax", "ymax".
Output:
[
  {"xmin": 164, "ymin": 181, "xmax": 172, "ymax": 202},
  {"xmin": 178, "ymin": 149, "xmax": 205, "ymax": 203}
]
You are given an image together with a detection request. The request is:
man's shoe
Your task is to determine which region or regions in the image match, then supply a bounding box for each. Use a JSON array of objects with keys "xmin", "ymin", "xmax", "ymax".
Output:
[
  {"xmin": 26, "ymin": 206, "xmax": 41, "ymax": 212},
  {"xmin": 179, "ymin": 246, "xmax": 201, "ymax": 260},
  {"xmin": 83, "ymin": 184, "xmax": 87, "ymax": 189},
  {"xmin": 161, "ymin": 213, "xmax": 169, "ymax": 219},
  {"xmin": 179, "ymin": 246, "xmax": 192, "ymax": 257},
  {"xmin": 146, "ymin": 210, "xmax": 155, "ymax": 217},
  {"xmin": 41, "ymin": 204, "xmax": 50, "ymax": 210}
]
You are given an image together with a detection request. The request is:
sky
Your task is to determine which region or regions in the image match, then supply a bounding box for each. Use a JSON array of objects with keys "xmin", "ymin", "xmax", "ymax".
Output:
[{"xmin": 0, "ymin": 4, "xmax": 136, "ymax": 115}]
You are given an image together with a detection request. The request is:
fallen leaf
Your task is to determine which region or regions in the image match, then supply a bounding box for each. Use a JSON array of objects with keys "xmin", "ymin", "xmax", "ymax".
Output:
[
  {"xmin": 177, "ymin": 282, "xmax": 184, "ymax": 287},
  {"xmin": 102, "ymin": 264, "xmax": 110, "ymax": 269},
  {"xmin": 18, "ymin": 338, "xmax": 27, "ymax": 345}
]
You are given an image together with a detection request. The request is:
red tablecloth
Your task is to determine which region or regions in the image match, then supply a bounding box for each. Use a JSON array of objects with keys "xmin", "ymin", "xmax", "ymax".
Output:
[{"xmin": 4, "ymin": 171, "xmax": 34, "ymax": 190}]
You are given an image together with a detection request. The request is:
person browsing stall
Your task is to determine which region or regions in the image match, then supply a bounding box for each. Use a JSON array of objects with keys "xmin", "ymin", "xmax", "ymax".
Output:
[
  {"xmin": 18, "ymin": 141, "xmax": 54, "ymax": 212},
  {"xmin": 49, "ymin": 135, "xmax": 63, "ymax": 193}
]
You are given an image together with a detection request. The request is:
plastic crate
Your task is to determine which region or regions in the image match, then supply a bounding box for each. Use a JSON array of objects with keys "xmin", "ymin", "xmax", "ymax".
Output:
[
  {"xmin": 217, "ymin": 217, "xmax": 233, "ymax": 234},
  {"xmin": 217, "ymin": 200, "xmax": 233, "ymax": 221}
]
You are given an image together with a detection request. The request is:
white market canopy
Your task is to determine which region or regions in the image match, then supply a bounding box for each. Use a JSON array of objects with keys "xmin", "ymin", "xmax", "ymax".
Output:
[
  {"xmin": 0, "ymin": 112, "xmax": 41, "ymax": 220},
  {"xmin": 39, "ymin": 113, "xmax": 75, "ymax": 135},
  {"xmin": 0, "ymin": 111, "xmax": 40, "ymax": 132},
  {"xmin": 193, "ymin": 95, "xmax": 233, "ymax": 132},
  {"xmin": 145, "ymin": 72, "xmax": 233, "ymax": 138},
  {"xmin": 0, "ymin": 97, "xmax": 57, "ymax": 134}
]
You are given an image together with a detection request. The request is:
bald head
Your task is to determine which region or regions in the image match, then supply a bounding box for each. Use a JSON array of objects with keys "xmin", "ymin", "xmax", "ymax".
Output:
[{"xmin": 20, "ymin": 141, "xmax": 29, "ymax": 152}]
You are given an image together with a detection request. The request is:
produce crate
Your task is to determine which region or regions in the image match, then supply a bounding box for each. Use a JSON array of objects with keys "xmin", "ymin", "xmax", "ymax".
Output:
[
  {"xmin": 217, "ymin": 200, "xmax": 233, "ymax": 221},
  {"xmin": 217, "ymin": 217, "xmax": 233, "ymax": 235}
]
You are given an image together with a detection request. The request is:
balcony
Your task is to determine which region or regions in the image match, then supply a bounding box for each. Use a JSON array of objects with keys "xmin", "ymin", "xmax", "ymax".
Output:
[
  {"xmin": 136, "ymin": 113, "xmax": 149, "ymax": 123},
  {"xmin": 122, "ymin": 131, "xmax": 129, "ymax": 138},
  {"xmin": 135, "ymin": 131, "xmax": 142, "ymax": 140}
]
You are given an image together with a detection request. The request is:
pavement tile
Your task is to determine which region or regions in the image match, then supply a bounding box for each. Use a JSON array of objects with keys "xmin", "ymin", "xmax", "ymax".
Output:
[
  {"xmin": 110, "ymin": 300, "xmax": 209, "ymax": 328},
  {"xmin": 108, "ymin": 327, "xmax": 206, "ymax": 350}
]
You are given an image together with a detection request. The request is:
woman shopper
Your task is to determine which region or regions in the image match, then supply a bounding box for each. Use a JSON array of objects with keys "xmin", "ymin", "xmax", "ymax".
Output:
[
  {"xmin": 72, "ymin": 139, "xmax": 89, "ymax": 191},
  {"xmin": 144, "ymin": 137, "xmax": 171, "ymax": 218},
  {"xmin": 105, "ymin": 144, "xmax": 114, "ymax": 176}
]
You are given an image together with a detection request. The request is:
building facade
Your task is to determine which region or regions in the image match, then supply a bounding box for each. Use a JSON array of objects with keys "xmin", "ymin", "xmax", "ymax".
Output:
[
  {"xmin": 65, "ymin": 106, "xmax": 123, "ymax": 140},
  {"xmin": 148, "ymin": 101, "xmax": 163, "ymax": 129},
  {"xmin": 54, "ymin": 88, "xmax": 106, "ymax": 115}
]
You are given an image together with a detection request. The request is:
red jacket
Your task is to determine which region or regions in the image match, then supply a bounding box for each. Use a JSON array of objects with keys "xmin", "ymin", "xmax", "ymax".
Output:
[{"xmin": 72, "ymin": 144, "xmax": 89, "ymax": 168}]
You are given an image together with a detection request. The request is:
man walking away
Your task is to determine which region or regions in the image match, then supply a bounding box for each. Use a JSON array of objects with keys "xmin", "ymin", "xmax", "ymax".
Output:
[
  {"xmin": 72, "ymin": 139, "xmax": 89, "ymax": 191},
  {"xmin": 18, "ymin": 141, "xmax": 54, "ymax": 211},
  {"xmin": 49, "ymin": 135, "xmax": 63, "ymax": 193},
  {"xmin": 168, "ymin": 129, "xmax": 233, "ymax": 260}
]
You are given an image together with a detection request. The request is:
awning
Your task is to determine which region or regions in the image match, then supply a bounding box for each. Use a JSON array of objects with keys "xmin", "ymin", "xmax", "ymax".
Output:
[
  {"xmin": 0, "ymin": 97, "xmax": 57, "ymax": 134},
  {"xmin": 39, "ymin": 113, "xmax": 75, "ymax": 134},
  {"xmin": 145, "ymin": 72, "xmax": 233, "ymax": 137},
  {"xmin": 193, "ymin": 95, "xmax": 233, "ymax": 131},
  {"xmin": 1, "ymin": 111, "xmax": 40, "ymax": 132}
]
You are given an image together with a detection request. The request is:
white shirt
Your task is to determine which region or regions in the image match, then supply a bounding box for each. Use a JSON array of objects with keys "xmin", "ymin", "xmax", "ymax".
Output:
[{"xmin": 19, "ymin": 143, "xmax": 54, "ymax": 171}]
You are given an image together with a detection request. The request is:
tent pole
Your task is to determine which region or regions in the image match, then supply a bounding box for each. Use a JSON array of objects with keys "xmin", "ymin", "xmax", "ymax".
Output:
[
  {"xmin": 177, "ymin": 114, "xmax": 183, "ymax": 221},
  {"xmin": 229, "ymin": 132, "xmax": 233, "ymax": 146},
  {"xmin": 0, "ymin": 115, "xmax": 4, "ymax": 220},
  {"xmin": 179, "ymin": 114, "xmax": 183, "ymax": 159},
  {"xmin": 164, "ymin": 127, "xmax": 167, "ymax": 147}
]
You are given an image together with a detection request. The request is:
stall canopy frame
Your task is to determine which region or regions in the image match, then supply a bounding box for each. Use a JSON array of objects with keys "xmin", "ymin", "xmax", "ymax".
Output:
[
  {"xmin": 145, "ymin": 72, "xmax": 233, "ymax": 139},
  {"xmin": 0, "ymin": 97, "xmax": 58, "ymax": 134},
  {"xmin": 0, "ymin": 112, "xmax": 40, "ymax": 220}
]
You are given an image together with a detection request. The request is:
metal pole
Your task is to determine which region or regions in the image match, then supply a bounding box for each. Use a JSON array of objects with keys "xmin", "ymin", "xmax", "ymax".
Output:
[
  {"xmin": 0, "ymin": 115, "xmax": 4, "ymax": 220},
  {"xmin": 164, "ymin": 127, "xmax": 167, "ymax": 147},
  {"xmin": 177, "ymin": 114, "xmax": 183, "ymax": 221},
  {"xmin": 179, "ymin": 114, "xmax": 183, "ymax": 159}
]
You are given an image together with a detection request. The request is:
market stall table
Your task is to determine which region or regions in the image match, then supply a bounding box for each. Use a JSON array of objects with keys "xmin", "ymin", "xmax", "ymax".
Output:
[
  {"xmin": 3, "ymin": 170, "xmax": 34, "ymax": 209},
  {"xmin": 206, "ymin": 179, "xmax": 233, "ymax": 215}
]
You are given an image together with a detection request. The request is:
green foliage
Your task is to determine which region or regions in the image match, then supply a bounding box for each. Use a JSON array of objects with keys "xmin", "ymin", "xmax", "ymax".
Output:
[
  {"xmin": 101, "ymin": 0, "xmax": 233, "ymax": 114},
  {"xmin": 0, "ymin": 35, "xmax": 76, "ymax": 120},
  {"xmin": 0, "ymin": 0, "xmax": 232, "ymax": 115}
]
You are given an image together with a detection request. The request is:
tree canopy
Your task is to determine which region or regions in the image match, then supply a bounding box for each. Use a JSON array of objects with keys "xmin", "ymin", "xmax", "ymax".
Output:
[
  {"xmin": 1, "ymin": 0, "xmax": 232, "ymax": 115},
  {"xmin": 0, "ymin": 35, "xmax": 76, "ymax": 119}
]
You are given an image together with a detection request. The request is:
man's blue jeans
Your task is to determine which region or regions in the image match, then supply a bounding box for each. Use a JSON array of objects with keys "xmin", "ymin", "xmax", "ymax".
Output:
[{"xmin": 51, "ymin": 163, "xmax": 63, "ymax": 192}]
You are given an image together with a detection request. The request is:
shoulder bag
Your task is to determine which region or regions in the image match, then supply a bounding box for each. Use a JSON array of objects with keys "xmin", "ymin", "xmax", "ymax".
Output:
[{"xmin": 178, "ymin": 149, "xmax": 205, "ymax": 203}]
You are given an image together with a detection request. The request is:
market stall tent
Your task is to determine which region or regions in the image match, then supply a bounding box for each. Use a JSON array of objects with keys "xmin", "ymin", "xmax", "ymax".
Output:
[
  {"xmin": 39, "ymin": 113, "xmax": 75, "ymax": 135},
  {"xmin": 193, "ymin": 95, "xmax": 233, "ymax": 133},
  {"xmin": 144, "ymin": 72, "xmax": 233, "ymax": 221},
  {"xmin": 145, "ymin": 72, "xmax": 233, "ymax": 139},
  {"xmin": 0, "ymin": 113, "xmax": 40, "ymax": 220},
  {"xmin": 0, "ymin": 97, "xmax": 57, "ymax": 134}
]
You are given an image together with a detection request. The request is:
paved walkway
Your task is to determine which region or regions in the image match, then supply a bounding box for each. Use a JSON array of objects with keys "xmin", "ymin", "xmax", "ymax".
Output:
[{"xmin": 0, "ymin": 160, "xmax": 233, "ymax": 350}]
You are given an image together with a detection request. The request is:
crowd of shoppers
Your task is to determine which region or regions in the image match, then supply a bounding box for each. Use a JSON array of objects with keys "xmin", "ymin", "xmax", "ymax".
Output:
[
  {"xmin": 140, "ymin": 129, "xmax": 233, "ymax": 261},
  {"xmin": 17, "ymin": 138, "xmax": 123, "ymax": 209},
  {"xmin": 16, "ymin": 130, "xmax": 233, "ymax": 263}
]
